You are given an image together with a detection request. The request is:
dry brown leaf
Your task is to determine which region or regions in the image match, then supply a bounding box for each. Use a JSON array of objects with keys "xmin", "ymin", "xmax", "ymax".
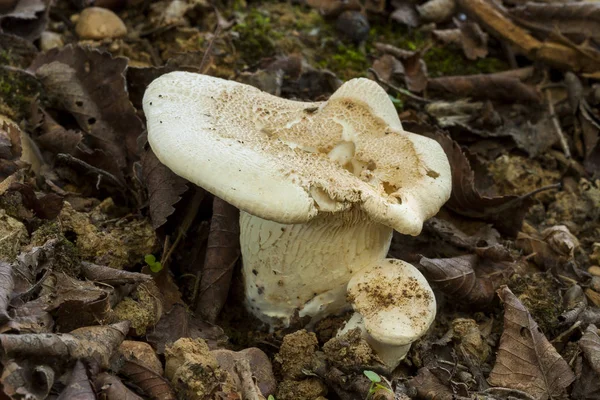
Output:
[
  {"xmin": 0, "ymin": 321, "xmax": 129, "ymax": 368},
  {"xmin": 30, "ymin": 45, "xmax": 143, "ymax": 172},
  {"xmin": 120, "ymin": 360, "xmax": 176, "ymax": 400},
  {"xmin": 488, "ymin": 286, "xmax": 575, "ymax": 400},
  {"xmin": 456, "ymin": 18, "xmax": 488, "ymax": 60},
  {"xmin": 408, "ymin": 367, "xmax": 465, "ymax": 400},
  {"xmin": 457, "ymin": 0, "xmax": 600, "ymax": 73},
  {"xmin": 428, "ymin": 73, "xmax": 540, "ymax": 103},
  {"xmin": 57, "ymin": 360, "xmax": 95, "ymax": 400},
  {"xmin": 0, "ymin": 0, "xmax": 50, "ymax": 41},
  {"xmin": 80, "ymin": 261, "xmax": 151, "ymax": 286},
  {"xmin": 390, "ymin": 0, "xmax": 420, "ymax": 27},
  {"xmin": 196, "ymin": 197, "xmax": 240, "ymax": 322},
  {"xmin": 572, "ymin": 325, "xmax": 600, "ymax": 399},
  {"xmin": 419, "ymin": 251, "xmax": 513, "ymax": 306},
  {"xmin": 95, "ymin": 372, "xmax": 145, "ymax": 400},
  {"xmin": 140, "ymin": 145, "xmax": 189, "ymax": 230},
  {"xmin": 402, "ymin": 52, "xmax": 428, "ymax": 93},
  {"xmin": 406, "ymin": 122, "xmax": 545, "ymax": 236},
  {"xmin": 509, "ymin": 3, "xmax": 600, "ymax": 44},
  {"xmin": 0, "ymin": 261, "xmax": 13, "ymax": 324},
  {"xmin": 0, "ymin": 359, "xmax": 54, "ymax": 399}
]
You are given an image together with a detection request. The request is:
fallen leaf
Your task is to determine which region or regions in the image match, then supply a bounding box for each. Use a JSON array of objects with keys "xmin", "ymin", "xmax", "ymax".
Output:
[
  {"xmin": 0, "ymin": 321, "xmax": 130, "ymax": 368},
  {"xmin": 509, "ymin": 3, "xmax": 600, "ymax": 44},
  {"xmin": 407, "ymin": 367, "xmax": 459, "ymax": 400},
  {"xmin": 488, "ymin": 286, "xmax": 575, "ymax": 400},
  {"xmin": 427, "ymin": 73, "xmax": 541, "ymax": 103},
  {"xmin": 0, "ymin": 359, "xmax": 54, "ymax": 400},
  {"xmin": 120, "ymin": 360, "xmax": 176, "ymax": 400},
  {"xmin": 30, "ymin": 45, "xmax": 143, "ymax": 172},
  {"xmin": 196, "ymin": 197, "xmax": 240, "ymax": 322},
  {"xmin": 80, "ymin": 261, "xmax": 152, "ymax": 286},
  {"xmin": 390, "ymin": 0, "xmax": 420, "ymax": 28},
  {"xmin": 402, "ymin": 51, "xmax": 428, "ymax": 93},
  {"xmin": 94, "ymin": 373, "xmax": 145, "ymax": 400},
  {"xmin": 57, "ymin": 360, "xmax": 95, "ymax": 400},
  {"xmin": 141, "ymin": 145, "xmax": 189, "ymax": 230},
  {"xmin": 0, "ymin": 261, "xmax": 13, "ymax": 325},
  {"xmin": 0, "ymin": 0, "xmax": 50, "ymax": 41},
  {"xmin": 572, "ymin": 324, "xmax": 600, "ymax": 400},
  {"xmin": 213, "ymin": 348, "xmax": 277, "ymax": 397},
  {"xmin": 456, "ymin": 18, "xmax": 488, "ymax": 60},
  {"xmin": 417, "ymin": 0, "xmax": 456, "ymax": 23},
  {"xmin": 419, "ymin": 252, "xmax": 513, "ymax": 306},
  {"xmin": 1, "ymin": 296, "xmax": 53, "ymax": 334},
  {"xmin": 406, "ymin": 122, "xmax": 549, "ymax": 236},
  {"xmin": 7, "ymin": 182, "xmax": 62, "ymax": 220}
]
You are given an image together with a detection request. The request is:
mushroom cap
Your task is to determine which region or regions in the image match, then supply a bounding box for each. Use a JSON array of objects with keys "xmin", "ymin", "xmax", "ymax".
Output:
[
  {"xmin": 143, "ymin": 72, "xmax": 451, "ymax": 235},
  {"xmin": 347, "ymin": 259, "xmax": 436, "ymax": 346}
]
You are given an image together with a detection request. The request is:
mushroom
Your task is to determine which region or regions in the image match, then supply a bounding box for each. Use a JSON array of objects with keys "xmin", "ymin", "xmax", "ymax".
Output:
[
  {"xmin": 339, "ymin": 259, "xmax": 436, "ymax": 370},
  {"xmin": 143, "ymin": 72, "xmax": 451, "ymax": 361}
]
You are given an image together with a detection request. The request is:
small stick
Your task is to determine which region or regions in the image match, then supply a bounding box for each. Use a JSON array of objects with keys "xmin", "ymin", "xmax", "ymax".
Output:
[{"xmin": 544, "ymin": 86, "xmax": 571, "ymax": 159}]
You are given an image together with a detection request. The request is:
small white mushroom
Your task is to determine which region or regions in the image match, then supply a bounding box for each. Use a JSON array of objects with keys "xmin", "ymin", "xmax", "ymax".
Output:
[
  {"xmin": 340, "ymin": 259, "xmax": 436, "ymax": 370},
  {"xmin": 143, "ymin": 73, "xmax": 450, "ymax": 355}
]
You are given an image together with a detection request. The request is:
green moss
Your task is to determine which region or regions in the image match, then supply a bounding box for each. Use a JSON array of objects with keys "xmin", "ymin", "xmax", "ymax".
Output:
[
  {"xmin": 316, "ymin": 43, "xmax": 369, "ymax": 80},
  {"xmin": 232, "ymin": 8, "xmax": 284, "ymax": 64},
  {"xmin": 0, "ymin": 67, "xmax": 41, "ymax": 120}
]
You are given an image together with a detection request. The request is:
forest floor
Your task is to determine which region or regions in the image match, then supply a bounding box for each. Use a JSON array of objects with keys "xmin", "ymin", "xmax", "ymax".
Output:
[{"xmin": 1, "ymin": 0, "xmax": 600, "ymax": 399}]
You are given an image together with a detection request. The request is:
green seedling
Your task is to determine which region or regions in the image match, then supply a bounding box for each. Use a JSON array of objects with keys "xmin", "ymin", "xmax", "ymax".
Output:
[
  {"xmin": 268, "ymin": 395, "xmax": 276, "ymax": 400},
  {"xmin": 363, "ymin": 370, "xmax": 393, "ymax": 399},
  {"xmin": 144, "ymin": 254, "xmax": 163, "ymax": 273}
]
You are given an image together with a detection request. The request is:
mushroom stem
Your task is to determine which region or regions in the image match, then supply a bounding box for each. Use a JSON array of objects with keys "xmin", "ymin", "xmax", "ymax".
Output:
[{"xmin": 240, "ymin": 209, "xmax": 392, "ymax": 326}]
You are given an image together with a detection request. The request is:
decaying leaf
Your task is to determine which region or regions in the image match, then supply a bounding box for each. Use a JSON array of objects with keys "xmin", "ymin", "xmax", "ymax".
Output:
[
  {"xmin": 509, "ymin": 3, "xmax": 600, "ymax": 44},
  {"xmin": 141, "ymin": 145, "xmax": 189, "ymax": 230},
  {"xmin": 390, "ymin": 0, "xmax": 420, "ymax": 28},
  {"xmin": 0, "ymin": 261, "xmax": 13, "ymax": 324},
  {"xmin": 95, "ymin": 372, "xmax": 145, "ymax": 400},
  {"xmin": 406, "ymin": 122, "xmax": 550, "ymax": 236},
  {"xmin": 0, "ymin": 0, "xmax": 50, "ymax": 41},
  {"xmin": 120, "ymin": 360, "xmax": 176, "ymax": 400},
  {"xmin": 515, "ymin": 225, "xmax": 578, "ymax": 271},
  {"xmin": 80, "ymin": 261, "xmax": 152, "ymax": 286},
  {"xmin": 458, "ymin": 0, "xmax": 600, "ymax": 73},
  {"xmin": 29, "ymin": 45, "xmax": 143, "ymax": 174},
  {"xmin": 488, "ymin": 286, "xmax": 575, "ymax": 400},
  {"xmin": 572, "ymin": 324, "xmax": 600, "ymax": 400},
  {"xmin": 419, "ymin": 250, "xmax": 513, "ymax": 306},
  {"xmin": 57, "ymin": 360, "xmax": 95, "ymax": 400},
  {"xmin": 0, "ymin": 359, "xmax": 54, "ymax": 400},
  {"xmin": 196, "ymin": 197, "xmax": 240, "ymax": 322},
  {"xmin": 428, "ymin": 73, "xmax": 540, "ymax": 103},
  {"xmin": 456, "ymin": 18, "xmax": 488, "ymax": 60}
]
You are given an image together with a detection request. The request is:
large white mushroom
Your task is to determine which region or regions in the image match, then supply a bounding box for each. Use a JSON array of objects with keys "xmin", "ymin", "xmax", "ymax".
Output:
[{"xmin": 143, "ymin": 72, "xmax": 451, "ymax": 368}]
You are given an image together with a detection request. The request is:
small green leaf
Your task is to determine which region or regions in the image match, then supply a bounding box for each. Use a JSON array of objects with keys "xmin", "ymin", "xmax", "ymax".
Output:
[
  {"xmin": 268, "ymin": 395, "xmax": 275, "ymax": 400},
  {"xmin": 363, "ymin": 370, "xmax": 381, "ymax": 383},
  {"xmin": 144, "ymin": 254, "xmax": 163, "ymax": 273},
  {"xmin": 149, "ymin": 261, "xmax": 163, "ymax": 273},
  {"xmin": 144, "ymin": 254, "xmax": 156, "ymax": 264}
]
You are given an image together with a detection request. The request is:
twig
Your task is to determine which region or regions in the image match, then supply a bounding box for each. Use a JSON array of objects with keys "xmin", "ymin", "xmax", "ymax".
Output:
[
  {"xmin": 234, "ymin": 359, "xmax": 265, "ymax": 400},
  {"xmin": 544, "ymin": 87, "xmax": 571, "ymax": 159},
  {"xmin": 368, "ymin": 68, "xmax": 431, "ymax": 104}
]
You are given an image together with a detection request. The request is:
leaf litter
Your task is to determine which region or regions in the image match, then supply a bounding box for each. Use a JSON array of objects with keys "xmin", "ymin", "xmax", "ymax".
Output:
[{"xmin": 0, "ymin": 0, "xmax": 599, "ymax": 398}]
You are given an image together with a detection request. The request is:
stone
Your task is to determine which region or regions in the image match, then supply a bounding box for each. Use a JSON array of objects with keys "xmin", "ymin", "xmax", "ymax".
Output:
[{"xmin": 75, "ymin": 7, "xmax": 127, "ymax": 40}]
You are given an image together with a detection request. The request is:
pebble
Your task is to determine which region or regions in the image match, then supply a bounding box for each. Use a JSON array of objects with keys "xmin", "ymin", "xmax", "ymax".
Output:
[
  {"xmin": 75, "ymin": 7, "xmax": 127, "ymax": 40},
  {"xmin": 589, "ymin": 265, "xmax": 600, "ymax": 277},
  {"xmin": 40, "ymin": 31, "xmax": 64, "ymax": 51},
  {"xmin": 591, "ymin": 276, "xmax": 600, "ymax": 292}
]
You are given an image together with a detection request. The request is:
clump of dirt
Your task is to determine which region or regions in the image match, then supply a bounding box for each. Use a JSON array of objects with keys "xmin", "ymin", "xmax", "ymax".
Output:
[
  {"xmin": 508, "ymin": 273, "xmax": 563, "ymax": 336},
  {"xmin": 323, "ymin": 327, "xmax": 377, "ymax": 369},
  {"xmin": 31, "ymin": 201, "xmax": 156, "ymax": 269},
  {"xmin": 111, "ymin": 281, "xmax": 162, "ymax": 336},
  {"xmin": 546, "ymin": 179, "xmax": 600, "ymax": 237},
  {"xmin": 451, "ymin": 318, "xmax": 490, "ymax": 362},
  {"xmin": 274, "ymin": 329, "xmax": 320, "ymax": 380},
  {"xmin": 276, "ymin": 378, "xmax": 328, "ymax": 400},
  {"xmin": 274, "ymin": 329, "xmax": 327, "ymax": 400},
  {"xmin": 487, "ymin": 154, "xmax": 561, "ymax": 201},
  {"xmin": 0, "ymin": 209, "xmax": 27, "ymax": 259},
  {"xmin": 165, "ymin": 338, "xmax": 237, "ymax": 400}
]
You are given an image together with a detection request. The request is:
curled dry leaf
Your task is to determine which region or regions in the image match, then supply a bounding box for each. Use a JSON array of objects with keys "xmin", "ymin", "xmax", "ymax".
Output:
[
  {"xmin": 457, "ymin": 0, "xmax": 600, "ymax": 73},
  {"xmin": 572, "ymin": 324, "xmax": 600, "ymax": 399},
  {"xmin": 515, "ymin": 225, "xmax": 578, "ymax": 272},
  {"xmin": 196, "ymin": 197, "xmax": 240, "ymax": 322},
  {"xmin": 408, "ymin": 367, "xmax": 462, "ymax": 400},
  {"xmin": 427, "ymin": 73, "xmax": 540, "ymax": 104},
  {"xmin": 0, "ymin": 0, "xmax": 50, "ymax": 40},
  {"xmin": 120, "ymin": 360, "xmax": 176, "ymax": 400},
  {"xmin": 29, "ymin": 45, "xmax": 143, "ymax": 172},
  {"xmin": 57, "ymin": 360, "xmax": 95, "ymax": 400},
  {"xmin": 419, "ymin": 252, "xmax": 513, "ymax": 307},
  {"xmin": 405, "ymin": 122, "xmax": 546, "ymax": 236},
  {"xmin": 509, "ymin": 3, "xmax": 600, "ymax": 44},
  {"xmin": 80, "ymin": 261, "xmax": 151, "ymax": 286},
  {"xmin": 0, "ymin": 321, "xmax": 130, "ymax": 368},
  {"xmin": 456, "ymin": 18, "xmax": 488, "ymax": 60},
  {"xmin": 0, "ymin": 261, "xmax": 13, "ymax": 324},
  {"xmin": 141, "ymin": 145, "xmax": 189, "ymax": 230},
  {"xmin": 0, "ymin": 360, "xmax": 54, "ymax": 400},
  {"xmin": 6, "ymin": 182, "xmax": 63, "ymax": 220},
  {"xmin": 95, "ymin": 372, "xmax": 145, "ymax": 400},
  {"xmin": 488, "ymin": 286, "xmax": 575, "ymax": 400},
  {"xmin": 390, "ymin": 0, "xmax": 420, "ymax": 28}
]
